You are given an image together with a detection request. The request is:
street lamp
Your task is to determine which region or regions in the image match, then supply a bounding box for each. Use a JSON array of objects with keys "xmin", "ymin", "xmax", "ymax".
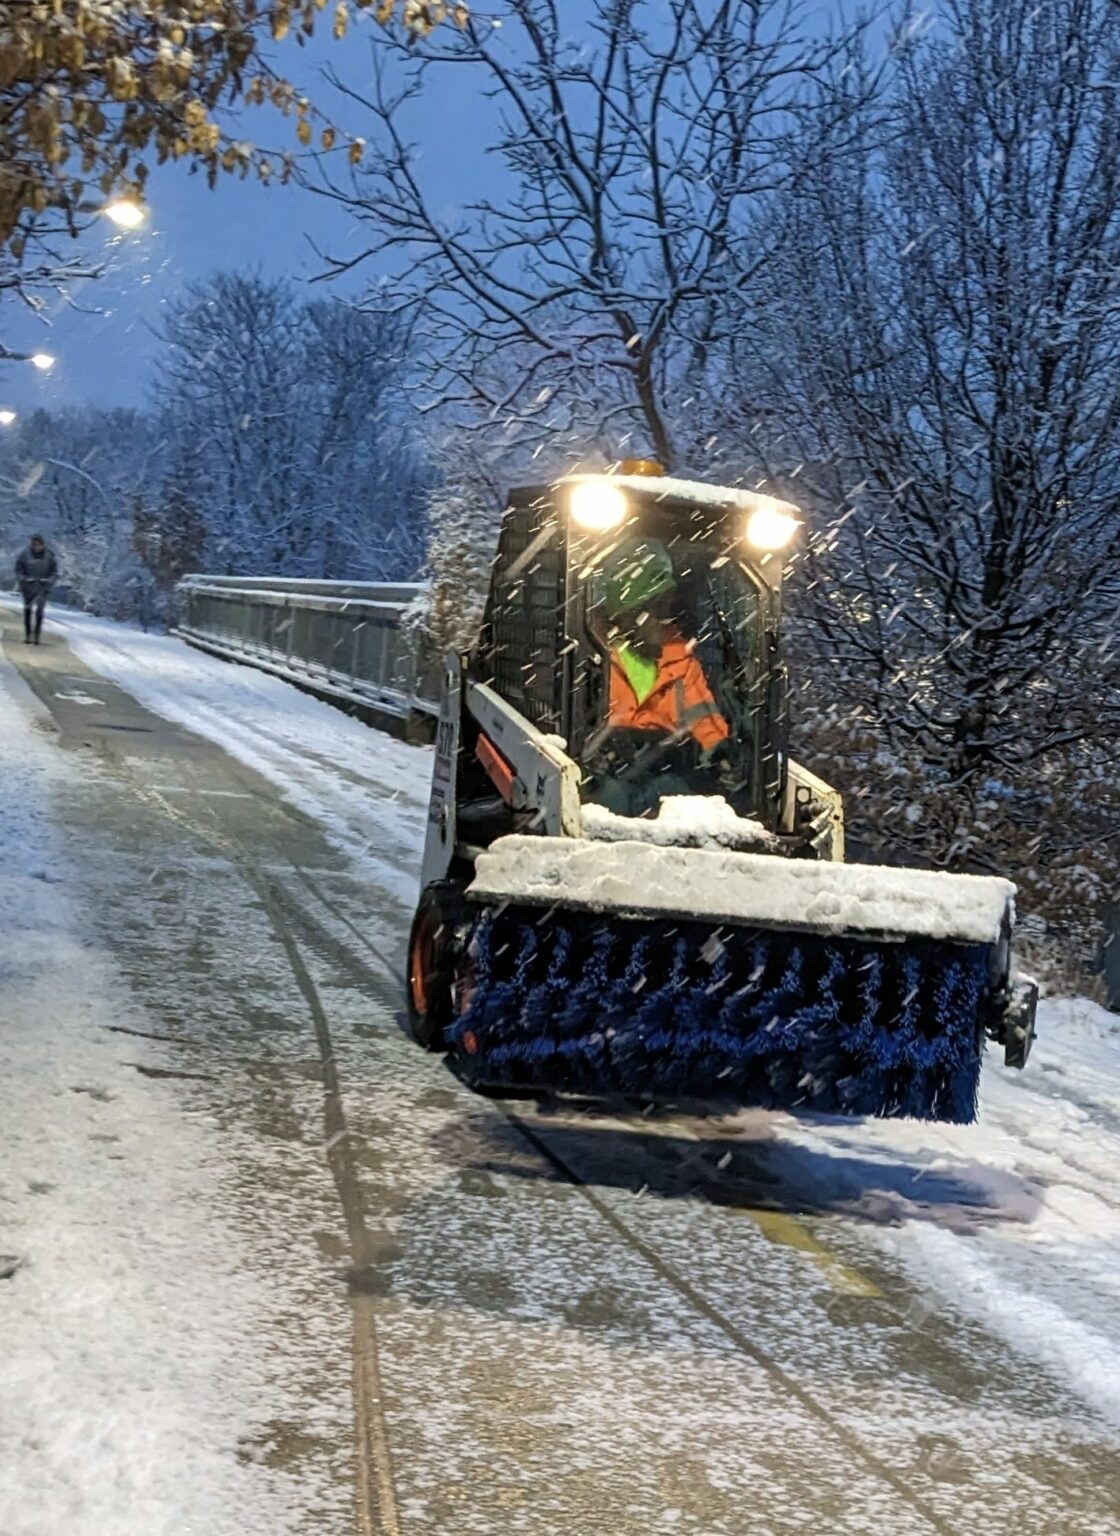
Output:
[
  {"xmin": 0, "ymin": 409, "xmax": 16, "ymax": 426},
  {"xmin": 103, "ymin": 197, "xmax": 147, "ymax": 231},
  {"xmin": 30, "ymin": 352, "xmax": 55, "ymax": 371}
]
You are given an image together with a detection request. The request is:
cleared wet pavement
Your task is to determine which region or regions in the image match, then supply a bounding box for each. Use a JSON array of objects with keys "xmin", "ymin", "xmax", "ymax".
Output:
[{"xmin": 5, "ymin": 615, "xmax": 1119, "ymax": 1536}]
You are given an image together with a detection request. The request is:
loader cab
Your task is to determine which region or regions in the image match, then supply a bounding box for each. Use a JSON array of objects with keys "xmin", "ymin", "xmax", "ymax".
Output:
[{"xmin": 472, "ymin": 473, "xmax": 799, "ymax": 830}]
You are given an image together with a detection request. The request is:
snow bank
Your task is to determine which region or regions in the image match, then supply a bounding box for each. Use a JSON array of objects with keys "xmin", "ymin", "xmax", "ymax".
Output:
[
  {"xmin": 54, "ymin": 610, "xmax": 431, "ymax": 907},
  {"xmin": 583, "ymin": 795, "xmax": 782, "ymax": 853},
  {"xmin": 470, "ymin": 833, "xmax": 1015, "ymax": 945},
  {"xmin": 0, "ymin": 654, "xmax": 308, "ymax": 1535}
]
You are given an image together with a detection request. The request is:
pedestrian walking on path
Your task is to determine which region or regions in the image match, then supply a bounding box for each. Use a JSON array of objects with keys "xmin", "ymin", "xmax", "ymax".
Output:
[{"xmin": 15, "ymin": 533, "xmax": 58, "ymax": 644}]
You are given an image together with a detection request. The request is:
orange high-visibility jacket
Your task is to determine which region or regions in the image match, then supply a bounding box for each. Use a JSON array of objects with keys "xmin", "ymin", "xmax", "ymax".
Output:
[{"xmin": 609, "ymin": 633, "xmax": 730, "ymax": 752}]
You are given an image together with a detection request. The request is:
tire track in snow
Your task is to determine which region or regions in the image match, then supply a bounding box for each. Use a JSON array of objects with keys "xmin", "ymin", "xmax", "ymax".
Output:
[{"xmin": 131, "ymin": 781, "xmax": 403, "ymax": 1536}]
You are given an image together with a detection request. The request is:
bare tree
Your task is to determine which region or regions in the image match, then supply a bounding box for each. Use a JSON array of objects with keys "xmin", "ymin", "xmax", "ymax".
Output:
[
  {"xmin": 155, "ymin": 270, "xmax": 431, "ymax": 579},
  {"xmin": 318, "ymin": 0, "xmax": 877, "ymax": 471},
  {"xmin": 750, "ymin": 0, "xmax": 1120, "ymax": 952}
]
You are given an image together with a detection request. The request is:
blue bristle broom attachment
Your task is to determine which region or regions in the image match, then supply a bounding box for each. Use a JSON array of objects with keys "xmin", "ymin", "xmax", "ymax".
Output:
[{"xmin": 451, "ymin": 906, "xmax": 990, "ymax": 1124}]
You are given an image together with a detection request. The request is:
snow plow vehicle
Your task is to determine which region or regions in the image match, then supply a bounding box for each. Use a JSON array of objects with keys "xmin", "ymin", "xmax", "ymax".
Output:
[{"xmin": 407, "ymin": 469, "xmax": 1037, "ymax": 1123}]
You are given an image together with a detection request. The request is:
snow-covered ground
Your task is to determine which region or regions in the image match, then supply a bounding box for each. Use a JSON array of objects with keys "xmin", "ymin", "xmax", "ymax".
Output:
[
  {"xmin": 0, "ymin": 645, "xmax": 318, "ymax": 1535},
  {"xmin": 9, "ymin": 608, "xmax": 1120, "ymax": 1485},
  {"xmin": 57, "ymin": 611, "xmax": 1120, "ymax": 1437},
  {"xmin": 56, "ymin": 608, "xmax": 430, "ymax": 910},
  {"xmin": 767, "ymin": 994, "xmax": 1120, "ymax": 1429}
]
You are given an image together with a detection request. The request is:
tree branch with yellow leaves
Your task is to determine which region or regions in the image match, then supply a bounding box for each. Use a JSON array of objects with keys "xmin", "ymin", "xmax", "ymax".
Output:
[{"xmin": 0, "ymin": 0, "xmax": 464, "ymax": 309}]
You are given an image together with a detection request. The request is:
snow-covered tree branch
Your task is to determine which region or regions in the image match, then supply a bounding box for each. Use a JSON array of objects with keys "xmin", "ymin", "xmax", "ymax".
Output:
[
  {"xmin": 743, "ymin": 0, "xmax": 1120, "ymax": 962},
  {"xmin": 155, "ymin": 270, "xmax": 433, "ymax": 580},
  {"xmin": 316, "ymin": 0, "xmax": 881, "ymax": 472}
]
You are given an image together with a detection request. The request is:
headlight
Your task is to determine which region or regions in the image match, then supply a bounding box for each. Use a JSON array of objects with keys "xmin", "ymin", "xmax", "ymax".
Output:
[
  {"xmin": 569, "ymin": 481, "xmax": 628, "ymax": 533},
  {"xmin": 745, "ymin": 501, "xmax": 799, "ymax": 551}
]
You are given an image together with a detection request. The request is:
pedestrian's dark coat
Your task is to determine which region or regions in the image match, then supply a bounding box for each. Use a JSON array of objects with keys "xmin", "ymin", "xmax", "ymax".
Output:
[{"xmin": 15, "ymin": 542, "xmax": 57, "ymax": 597}]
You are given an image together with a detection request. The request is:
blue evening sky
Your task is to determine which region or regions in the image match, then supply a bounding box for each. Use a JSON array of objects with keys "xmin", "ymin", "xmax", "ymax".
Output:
[
  {"xmin": 1, "ymin": 17, "xmax": 502, "ymax": 413},
  {"xmin": 1, "ymin": 1, "xmax": 863, "ymax": 414}
]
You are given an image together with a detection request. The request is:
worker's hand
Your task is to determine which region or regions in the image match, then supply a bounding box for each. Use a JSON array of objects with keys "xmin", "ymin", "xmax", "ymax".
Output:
[{"xmin": 701, "ymin": 742, "xmax": 741, "ymax": 795}]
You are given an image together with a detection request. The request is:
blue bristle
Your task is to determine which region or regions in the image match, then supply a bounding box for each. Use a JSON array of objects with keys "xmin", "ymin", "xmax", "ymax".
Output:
[{"xmin": 451, "ymin": 906, "xmax": 990, "ymax": 1124}]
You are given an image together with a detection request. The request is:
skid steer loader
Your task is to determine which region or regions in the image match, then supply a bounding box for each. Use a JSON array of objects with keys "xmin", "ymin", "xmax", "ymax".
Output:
[{"xmin": 407, "ymin": 469, "xmax": 1037, "ymax": 1123}]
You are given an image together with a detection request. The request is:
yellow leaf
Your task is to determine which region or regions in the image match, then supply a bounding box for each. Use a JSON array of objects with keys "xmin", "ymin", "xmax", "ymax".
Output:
[
  {"xmin": 321, "ymin": 126, "xmax": 335, "ymax": 150},
  {"xmin": 333, "ymin": 0, "xmax": 347, "ymax": 37},
  {"xmin": 296, "ymin": 117, "xmax": 312, "ymax": 146},
  {"xmin": 272, "ymin": 6, "xmax": 290, "ymax": 40},
  {"xmin": 348, "ymin": 137, "xmax": 364, "ymax": 165}
]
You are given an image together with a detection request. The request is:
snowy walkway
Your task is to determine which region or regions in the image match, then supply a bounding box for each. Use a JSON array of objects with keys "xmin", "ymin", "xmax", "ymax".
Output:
[
  {"xmin": 0, "ymin": 641, "xmax": 333, "ymax": 1534},
  {"xmin": 2, "ymin": 606, "xmax": 1119, "ymax": 1535}
]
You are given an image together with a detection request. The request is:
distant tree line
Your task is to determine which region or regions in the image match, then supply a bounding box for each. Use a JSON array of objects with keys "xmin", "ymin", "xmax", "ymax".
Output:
[{"xmin": 0, "ymin": 270, "xmax": 434, "ymax": 623}]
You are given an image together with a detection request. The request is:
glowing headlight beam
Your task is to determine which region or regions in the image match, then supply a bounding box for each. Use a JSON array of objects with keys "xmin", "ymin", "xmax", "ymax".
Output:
[
  {"xmin": 569, "ymin": 481, "xmax": 628, "ymax": 533},
  {"xmin": 745, "ymin": 502, "xmax": 799, "ymax": 552}
]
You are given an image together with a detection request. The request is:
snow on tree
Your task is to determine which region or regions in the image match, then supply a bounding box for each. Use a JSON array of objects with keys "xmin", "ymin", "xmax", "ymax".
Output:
[
  {"xmin": 316, "ymin": 0, "xmax": 878, "ymax": 473},
  {"xmin": 747, "ymin": 0, "xmax": 1120, "ymax": 973},
  {"xmin": 154, "ymin": 270, "xmax": 432, "ymax": 580},
  {"xmin": 405, "ymin": 431, "xmax": 515, "ymax": 657},
  {"xmin": 0, "ymin": 405, "xmax": 160, "ymax": 613}
]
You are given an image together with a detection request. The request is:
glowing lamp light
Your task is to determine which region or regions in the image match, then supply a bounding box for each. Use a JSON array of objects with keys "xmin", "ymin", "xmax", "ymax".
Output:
[
  {"xmin": 745, "ymin": 501, "xmax": 800, "ymax": 552},
  {"xmin": 569, "ymin": 480, "xmax": 628, "ymax": 533},
  {"xmin": 0, "ymin": 409, "xmax": 16, "ymax": 426},
  {"xmin": 30, "ymin": 352, "xmax": 55, "ymax": 371},
  {"xmin": 103, "ymin": 197, "xmax": 147, "ymax": 231}
]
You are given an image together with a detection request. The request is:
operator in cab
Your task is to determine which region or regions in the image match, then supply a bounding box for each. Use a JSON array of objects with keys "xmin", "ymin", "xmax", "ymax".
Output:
[{"xmin": 603, "ymin": 541, "xmax": 729, "ymax": 752}]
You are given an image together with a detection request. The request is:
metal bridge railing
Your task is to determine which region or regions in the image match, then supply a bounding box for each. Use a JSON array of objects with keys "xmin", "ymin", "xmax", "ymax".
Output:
[{"xmin": 176, "ymin": 574, "xmax": 441, "ymax": 736}]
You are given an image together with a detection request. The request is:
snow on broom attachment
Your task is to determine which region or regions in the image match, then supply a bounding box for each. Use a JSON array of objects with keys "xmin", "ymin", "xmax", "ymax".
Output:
[{"xmin": 450, "ymin": 837, "xmax": 1021, "ymax": 1124}]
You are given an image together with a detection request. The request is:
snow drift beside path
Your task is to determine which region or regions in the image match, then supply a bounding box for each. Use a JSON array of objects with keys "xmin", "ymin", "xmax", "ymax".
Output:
[
  {"xmin": 0, "ymin": 653, "xmax": 308, "ymax": 1536},
  {"xmin": 759, "ymin": 994, "xmax": 1120, "ymax": 1430},
  {"xmin": 57, "ymin": 610, "xmax": 431, "ymax": 908}
]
